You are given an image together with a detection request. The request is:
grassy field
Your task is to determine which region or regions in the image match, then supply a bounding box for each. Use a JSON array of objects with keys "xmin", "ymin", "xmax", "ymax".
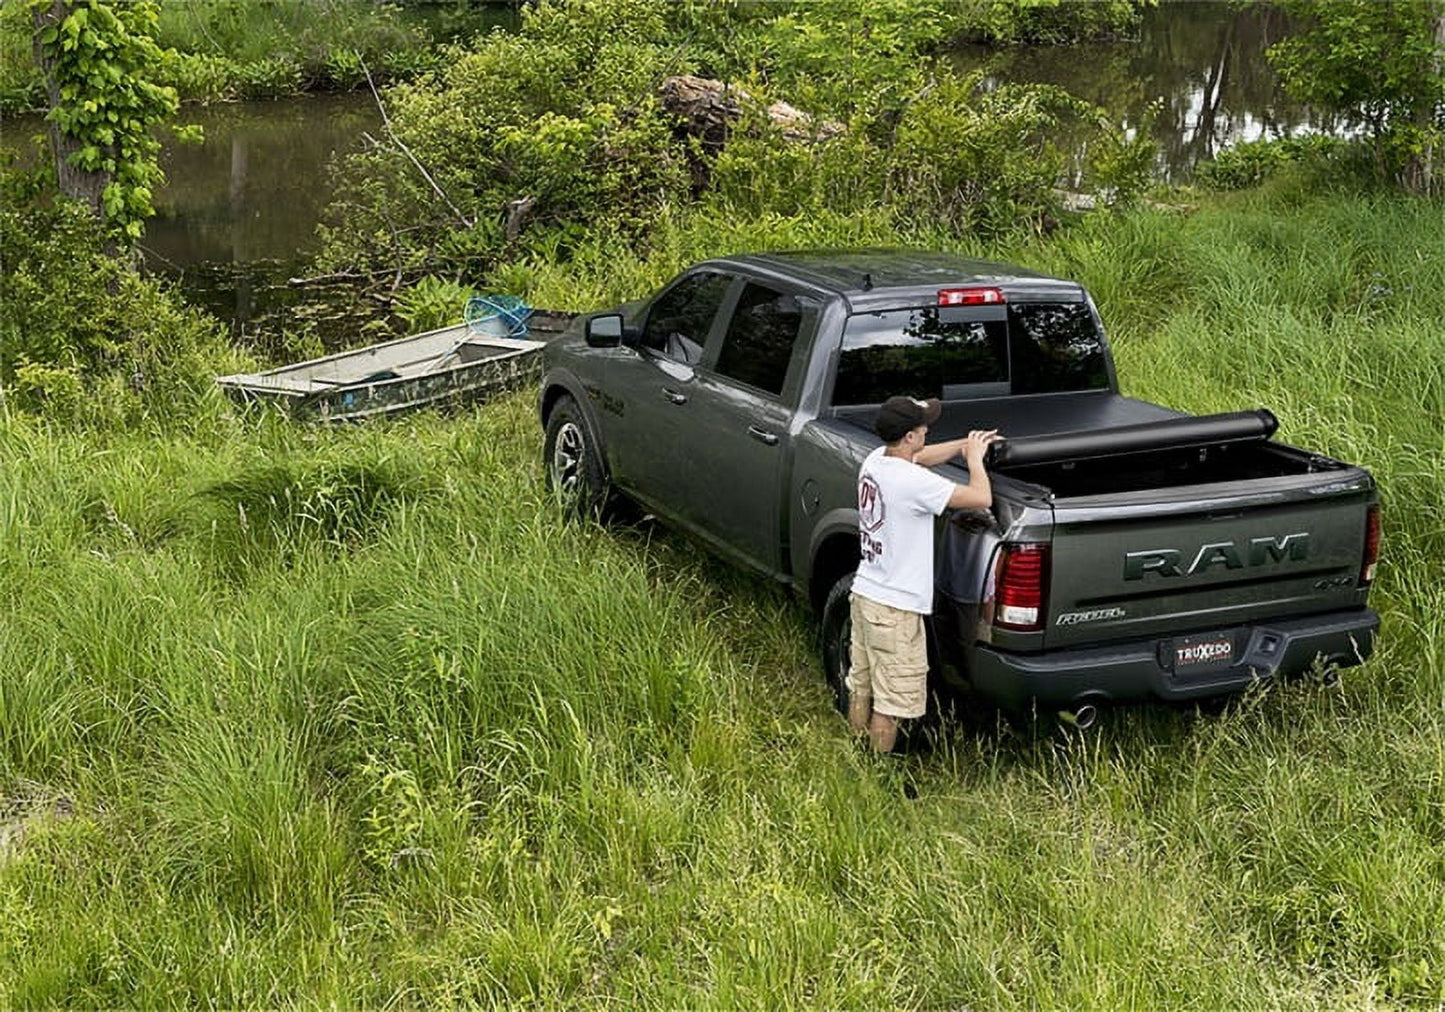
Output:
[{"xmin": 1, "ymin": 188, "xmax": 1442, "ymax": 1007}]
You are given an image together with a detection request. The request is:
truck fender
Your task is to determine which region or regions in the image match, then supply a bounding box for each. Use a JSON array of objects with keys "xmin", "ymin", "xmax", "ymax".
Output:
[
  {"xmin": 806, "ymin": 508, "xmax": 860, "ymax": 611},
  {"xmin": 539, "ymin": 368, "xmax": 611, "ymax": 469}
]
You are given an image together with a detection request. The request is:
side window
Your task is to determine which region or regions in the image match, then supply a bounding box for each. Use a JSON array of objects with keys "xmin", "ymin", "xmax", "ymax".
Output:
[
  {"xmin": 640, "ymin": 271, "xmax": 732, "ymax": 365},
  {"xmin": 1008, "ymin": 302, "xmax": 1110, "ymax": 394},
  {"xmin": 713, "ymin": 282, "xmax": 808, "ymax": 396}
]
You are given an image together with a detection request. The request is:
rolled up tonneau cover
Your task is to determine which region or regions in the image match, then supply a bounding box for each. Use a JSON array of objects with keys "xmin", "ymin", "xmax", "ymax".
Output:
[{"xmin": 986, "ymin": 409, "xmax": 1279, "ymax": 469}]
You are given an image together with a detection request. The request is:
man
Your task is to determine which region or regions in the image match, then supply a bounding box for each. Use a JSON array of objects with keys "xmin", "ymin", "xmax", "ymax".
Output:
[{"xmin": 849, "ymin": 395, "xmax": 1000, "ymax": 752}]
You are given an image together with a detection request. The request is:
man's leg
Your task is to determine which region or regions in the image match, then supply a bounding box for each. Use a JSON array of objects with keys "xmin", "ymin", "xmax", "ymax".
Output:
[
  {"xmin": 848, "ymin": 692, "xmax": 872, "ymax": 737},
  {"xmin": 847, "ymin": 594, "xmax": 873, "ymax": 738},
  {"xmin": 867, "ymin": 607, "xmax": 927, "ymax": 753},
  {"xmin": 867, "ymin": 712, "xmax": 900, "ymax": 752}
]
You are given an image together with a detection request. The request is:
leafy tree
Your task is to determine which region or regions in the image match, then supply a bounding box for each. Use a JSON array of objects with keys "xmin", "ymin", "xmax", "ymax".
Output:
[
  {"xmin": 1268, "ymin": 0, "xmax": 1445, "ymax": 192},
  {"xmin": 30, "ymin": 0, "xmax": 183, "ymax": 241}
]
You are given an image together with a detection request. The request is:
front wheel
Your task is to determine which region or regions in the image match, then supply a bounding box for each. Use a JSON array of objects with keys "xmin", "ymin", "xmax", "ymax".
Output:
[
  {"xmin": 819, "ymin": 573, "xmax": 855, "ymax": 716},
  {"xmin": 544, "ymin": 395, "xmax": 610, "ymax": 519}
]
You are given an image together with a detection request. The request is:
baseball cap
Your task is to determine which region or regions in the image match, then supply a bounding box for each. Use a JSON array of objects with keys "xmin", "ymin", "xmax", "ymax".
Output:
[{"xmin": 875, "ymin": 396, "xmax": 942, "ymax": 442}]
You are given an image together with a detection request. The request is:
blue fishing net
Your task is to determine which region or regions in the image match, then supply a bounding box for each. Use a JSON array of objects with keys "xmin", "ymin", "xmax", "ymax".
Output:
[{"xmin": 465, "ymin": 295, "xmax": 533, "ymax": 338}]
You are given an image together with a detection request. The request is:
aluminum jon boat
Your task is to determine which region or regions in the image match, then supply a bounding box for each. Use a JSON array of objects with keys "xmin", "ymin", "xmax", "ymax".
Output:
[{"xmin": 215, "ymin": 320, "xmax": 556, "ymax": 422}]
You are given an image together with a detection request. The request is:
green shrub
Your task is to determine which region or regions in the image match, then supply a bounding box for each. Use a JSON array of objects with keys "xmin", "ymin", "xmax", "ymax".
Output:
[
  {"xmin": 395, "ymin": 276, "xmax": 474, "ymax": 333},
  {"xmin": 974, "ymin": 0, "xmax": 1150, "ymax": 44},
  {"xmin": 889, "ymin": 79, "xmax": 1089, "ymax": 234},
  {"xmin": 1195, "ymin": 135, "xmax": 1352, "ymax": 191},
  {"xmin": 316, "ymin": 0, "xmax": 693, "ymax": 283},
  {"xmin": 0, "ymin": 194, "xmax": 233, "ymax": 422}
]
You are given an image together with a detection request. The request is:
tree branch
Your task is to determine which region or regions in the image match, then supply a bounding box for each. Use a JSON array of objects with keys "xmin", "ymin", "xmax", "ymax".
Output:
[{"xmin": 358, "ymin": 54, "xmax": 475, "ymax": 229}]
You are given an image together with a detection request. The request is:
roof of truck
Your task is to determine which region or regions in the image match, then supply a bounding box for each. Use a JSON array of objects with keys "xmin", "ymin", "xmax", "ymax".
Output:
[{"xmin": 713, "ymin": 248, "xmax": 1086, "ymax": 308}]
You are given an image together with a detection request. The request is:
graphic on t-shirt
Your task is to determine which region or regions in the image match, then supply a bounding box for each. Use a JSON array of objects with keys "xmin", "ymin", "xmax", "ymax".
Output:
[{"xmin": 859, "ymin": 474, "xmax": 884, "ymax": 532}]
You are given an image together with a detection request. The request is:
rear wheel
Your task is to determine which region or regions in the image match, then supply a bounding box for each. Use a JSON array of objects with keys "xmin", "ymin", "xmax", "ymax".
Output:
[
  {"xmin": 819, "ymin": 573, "xmax": 855, "ymax": 715},
  {"xmin": 544, "ymin": 395, "xmax": 609, "ymax": 518}
]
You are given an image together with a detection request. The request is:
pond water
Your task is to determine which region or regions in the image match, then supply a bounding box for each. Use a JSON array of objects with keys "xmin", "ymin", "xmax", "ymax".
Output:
[
  {"xmin": 145, "ymin": 92, "xmax": 383, "ymax": 349},
  {"xmin": 949, "ymin": 1, "xmax": 1336, "ymax": 183},
  {"xmin": 2, "ymin": 3, "xmax": 1344, "ymax": 347}
]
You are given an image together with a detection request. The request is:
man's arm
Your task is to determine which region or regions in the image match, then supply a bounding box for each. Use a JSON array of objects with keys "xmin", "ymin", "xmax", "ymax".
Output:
[
  {"xmin": 913, "ymin": 437, "xmax": 969, "ymax": 468},
  {"xmin": 939, "ymin": 430, "xmax": 1000, "ymax": 510}
]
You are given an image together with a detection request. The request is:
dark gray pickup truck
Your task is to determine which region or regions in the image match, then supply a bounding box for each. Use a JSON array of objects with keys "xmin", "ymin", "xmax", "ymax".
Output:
[{"xmin": 538, "ymin": 250, "xmax": 1381, "ymax": 723}]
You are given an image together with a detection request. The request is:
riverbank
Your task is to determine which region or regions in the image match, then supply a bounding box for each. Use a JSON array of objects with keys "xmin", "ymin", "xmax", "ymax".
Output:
[
  {"xmin": 1, "ymin": 185, "xmax": 1442, "ymax": 1006},
  {"xmin": 0, "ymin": 1, "xmax": 518, "ymax": 113}
]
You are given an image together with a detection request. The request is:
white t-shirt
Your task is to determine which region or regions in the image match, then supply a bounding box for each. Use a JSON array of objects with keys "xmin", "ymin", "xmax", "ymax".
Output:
[{"xmin": 851, "ymin": 446, "xmax": 955, "ymax": 615}]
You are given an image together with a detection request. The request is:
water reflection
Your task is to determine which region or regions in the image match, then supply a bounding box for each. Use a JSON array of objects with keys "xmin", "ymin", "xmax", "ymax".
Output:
[
  {"xmin": 144, "ymin": 93, "xmax": 381, "ymax": 341},
  {"xmin": 951, "ymin": 1, "xmax": 1342, "ymax": 181},
  {"xmin": 2, "ymin": 92, "xmax": 380, "ymax": 345}
]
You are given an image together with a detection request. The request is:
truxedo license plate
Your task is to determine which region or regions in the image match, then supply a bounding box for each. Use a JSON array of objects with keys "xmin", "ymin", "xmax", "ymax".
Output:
[{"xmin": 1172, "ymin": 633, "xmax": 1235, "ymax": 671}]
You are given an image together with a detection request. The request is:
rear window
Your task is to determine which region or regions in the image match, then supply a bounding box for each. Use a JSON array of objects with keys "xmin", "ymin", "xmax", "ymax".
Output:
[
  {"xmin": 833, "ymin": 301, "xmax": 1108, "ymax": 405},
  {"xmin": 835, "ymin": 306, "xmax": 1009, "ymax": 406},
  {"xmin": 1009, "ymin": 302, "xmax": 1110, "ymax": 395}
]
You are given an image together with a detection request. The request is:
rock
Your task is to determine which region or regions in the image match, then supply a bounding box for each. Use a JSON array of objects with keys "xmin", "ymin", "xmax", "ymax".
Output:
[{"xmin": 659, "ymin": 74, "xmax": 843, "ymax": 148}]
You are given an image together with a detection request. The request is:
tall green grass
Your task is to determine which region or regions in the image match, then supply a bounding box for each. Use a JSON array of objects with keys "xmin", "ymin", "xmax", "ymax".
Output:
[{"xmin": 0, "ymin": 189, "xmax": 1442, "ymax": 1007}]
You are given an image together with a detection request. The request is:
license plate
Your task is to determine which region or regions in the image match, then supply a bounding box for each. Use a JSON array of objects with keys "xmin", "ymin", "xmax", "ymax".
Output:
[{"xmin": 1173, "ymin": 634, "xmax": 1234, "ymax": 669}]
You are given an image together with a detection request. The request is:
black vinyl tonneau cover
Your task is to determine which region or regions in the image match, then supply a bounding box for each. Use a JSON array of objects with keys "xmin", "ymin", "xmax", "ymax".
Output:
[{"xmin": 833, "ymin": 390, "xmax": 1184, "ymax": 443}]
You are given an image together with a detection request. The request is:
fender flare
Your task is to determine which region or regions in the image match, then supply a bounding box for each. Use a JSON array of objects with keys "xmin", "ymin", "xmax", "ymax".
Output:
[
  {"xmin": 539, "ymin": 368, "xmax": 611, "ymax": 471},
  {"xmin": 806, "ymin": 508, "xmax": 861, "ymax": 604}
]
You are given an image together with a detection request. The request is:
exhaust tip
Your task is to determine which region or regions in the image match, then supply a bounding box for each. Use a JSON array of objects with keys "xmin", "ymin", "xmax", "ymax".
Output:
[{"xmin": 1060, "ymin": 703, "xmax": 1099, "ymax": 731}]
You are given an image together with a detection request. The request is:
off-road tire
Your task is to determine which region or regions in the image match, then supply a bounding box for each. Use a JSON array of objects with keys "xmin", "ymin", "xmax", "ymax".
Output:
[
  {"xmin": 819, "ymin": 572, "xmax": 855, "ymax": 715},
  {"xmin": 544, "ymin": 395, "xmax": 610, "ymax": 519}
]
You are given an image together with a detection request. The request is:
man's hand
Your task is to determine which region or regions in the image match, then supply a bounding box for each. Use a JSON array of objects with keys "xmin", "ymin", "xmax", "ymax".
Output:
[
  {"xmin": 946, "ymin": 430, "xmax": 1003, "ymax": 511},
  {"xmin": 961, "ymin": 429, "xmax": 1001, "ymax": 466}
]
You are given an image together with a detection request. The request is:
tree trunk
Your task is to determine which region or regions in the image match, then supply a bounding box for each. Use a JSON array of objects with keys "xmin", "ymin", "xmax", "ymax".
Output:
[
  {"xmin": 32, "ymin": 0, "xmax": 110, "ymax": 218},
  {"xmin": 1427, "ymin": 1, "xmax": 1445, "ymax": 193},
  {"xmin": 1402, "ymin": 1, "xmax": 1445, "ymax": 194}
]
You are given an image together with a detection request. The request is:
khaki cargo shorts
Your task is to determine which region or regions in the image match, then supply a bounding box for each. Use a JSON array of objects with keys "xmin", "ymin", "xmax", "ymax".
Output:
[{"xmin": 847, "ymin": 593, "xmax": 928, "ymax": 719}]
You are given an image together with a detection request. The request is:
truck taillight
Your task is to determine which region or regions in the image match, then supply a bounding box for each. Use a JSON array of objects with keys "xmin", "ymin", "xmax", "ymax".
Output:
[
  {"xmin": 938, "ymin": 287, "xmax": 1005, "ymax": 306},
  {"xmin": 994, "ymin": 543, "xmax": 1049, "ymax": 631},
  {"xmin": 1360, "ymin": 504, "xmax": 1381, "ymax": 587}
]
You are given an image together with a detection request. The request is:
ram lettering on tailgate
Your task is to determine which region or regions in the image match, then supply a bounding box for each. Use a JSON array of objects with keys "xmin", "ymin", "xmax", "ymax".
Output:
[{"xmin": 1124, "ymin": 533, "xmax": 1309, "ymax": 580}]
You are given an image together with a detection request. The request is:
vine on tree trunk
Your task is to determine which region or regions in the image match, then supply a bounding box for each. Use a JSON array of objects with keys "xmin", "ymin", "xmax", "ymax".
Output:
[{"xmin": 30, "ymin": 0, "xmax": 190, "ymax": 242}]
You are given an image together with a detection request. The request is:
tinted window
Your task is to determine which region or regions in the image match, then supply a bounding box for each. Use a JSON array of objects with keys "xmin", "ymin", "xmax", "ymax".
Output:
[
  {"xmin": 1009, "ymin": 302, "xmax": 1110, "ymax": 394},
  {"xmin": 641, "ymin": 271, "xmax": 732, "ymax": 364},
  {"xmin": 714, "ymin": 283, "xmax": 806, "ymax": 396},
  {"xmin": 834, "ymin": 306, "xmax": 1009, "ymax": 406}
]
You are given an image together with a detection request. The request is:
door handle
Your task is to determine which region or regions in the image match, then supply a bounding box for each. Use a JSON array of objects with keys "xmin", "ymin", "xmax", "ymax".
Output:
[
  {"xmin": 748, "ymin": 426, "xmax": 779, "ymax": 446},
  {"xmin": 662, "ymin": 387, "xmax": 687, "ymax": 405}
]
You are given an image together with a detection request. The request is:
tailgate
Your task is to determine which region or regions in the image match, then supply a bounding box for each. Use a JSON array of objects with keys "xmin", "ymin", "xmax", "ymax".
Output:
[{"xmin": 1044, "ymin": 475, "xmax": 1375, "ymax": 649}]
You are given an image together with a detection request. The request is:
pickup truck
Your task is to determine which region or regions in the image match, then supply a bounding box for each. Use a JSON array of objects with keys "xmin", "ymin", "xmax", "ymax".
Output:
[{"xmin": 537, "ymin": 250, "xmax": 1381, "ymax": 724}]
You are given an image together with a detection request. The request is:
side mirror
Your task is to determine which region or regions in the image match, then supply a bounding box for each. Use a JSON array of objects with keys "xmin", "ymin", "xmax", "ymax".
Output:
[{"xmin": 585, "ymin": 314, "xmax": 625, "ymax": 348}]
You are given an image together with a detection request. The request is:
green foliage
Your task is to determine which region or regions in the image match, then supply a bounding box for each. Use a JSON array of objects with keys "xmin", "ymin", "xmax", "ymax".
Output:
[
  {"xmin": 888, "ymin": 79, "xmax": 1088, "ymax": 233},
  {"xmin": 316, "ymin": 0, "xmax": 693, "ymax": 284},
  {"xmin": 1268, "ymin": 0, "xmax": 1445, "ymax": 188},
  {"xmin": 0, "ymin": 2, "xmax": 43, "ymax": 109},
  {"xmin": 0, "ymin": 194, "xmax": 232, "ymax": 421},
  {"xmin": 394, "ymin": 275, "xmax": 474, "ymax": 333},
  {"xmin": 194, "ymin": 457, "xmax": 434, "ymax": 574},
  {"xmin": 150, "ymin": 0, "xmax": 449, "ymax": 102},
  {"xmin": 0, "ymin": 0, "xmax": 500, "ymax": 113},
  {"xmin": 318, "ymin": 0, "xmax": 1148, "ymax": 283},
  {"xmin": 975, "ymin": 0, "xmax": 1151, "ymax": 44},
  {"xmin": 1195, "ymin": 134, "xmax": 1353, "ymax": 191},
  {"xmin": 32, "ymin": 0, "xmax": 179, "ymax": 240},
  {"xmin": 153, "ymin": 0, "xmax": 429, "ymax": 71},
  {"xmin": 0, "ymin": 190, "xmax": 1443, "ymax": 1001}
]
